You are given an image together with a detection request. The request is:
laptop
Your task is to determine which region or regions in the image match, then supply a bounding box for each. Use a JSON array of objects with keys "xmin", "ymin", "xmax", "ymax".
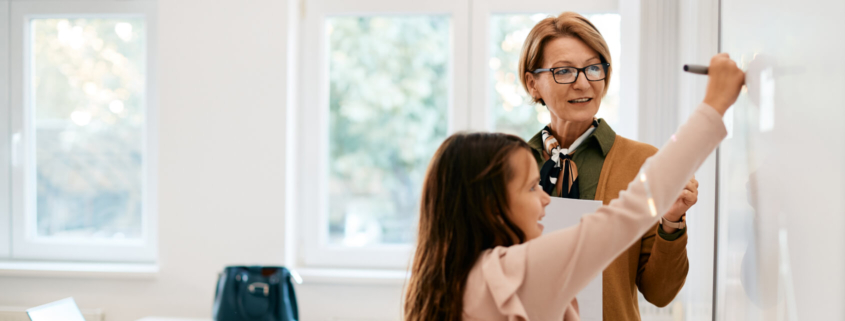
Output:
[{"xmin": 26, "ymin": 297, "xmax": 86, "ymax": 321}]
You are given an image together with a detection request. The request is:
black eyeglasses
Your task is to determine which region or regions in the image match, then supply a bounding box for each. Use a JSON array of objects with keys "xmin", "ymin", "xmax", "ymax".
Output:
[{"xmin": 533, "ymin": 63, "xmax": 610, "ymax": 84}]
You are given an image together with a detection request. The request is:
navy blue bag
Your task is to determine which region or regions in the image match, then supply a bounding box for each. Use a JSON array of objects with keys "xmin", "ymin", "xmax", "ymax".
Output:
[{"xmin": 213, "ymin": 266, "xmax": 299, "ymax": 321}]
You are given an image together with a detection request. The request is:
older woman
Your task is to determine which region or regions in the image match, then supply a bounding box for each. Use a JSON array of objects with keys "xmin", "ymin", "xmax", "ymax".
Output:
[{"xmin": 518, "ymin": 12, "xmax": 698, "ymax": 320}]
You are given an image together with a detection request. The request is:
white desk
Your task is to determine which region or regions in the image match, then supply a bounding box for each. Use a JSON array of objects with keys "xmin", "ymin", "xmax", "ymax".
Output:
[{"xmin": 136, "ymin": 317, "xmax": 211, "ymax": 321}]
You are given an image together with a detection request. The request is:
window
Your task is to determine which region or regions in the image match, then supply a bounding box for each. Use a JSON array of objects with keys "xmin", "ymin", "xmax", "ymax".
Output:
[
  {"xmin": 294, "ymin": 0, "xmax": 630, "ymax": 270},
  {"xmin": 30, "ymin": 17, "xmax": 146, "ymax": 241},
  {"xmin": 0, "ymin": 0, "xmax": 10, "ymax": 259},
  {"xmin": 326, "ymin": 16, "xmax": 450, "ymax": 247},
  {"xmin": 3, "ymin": 1, "xmax": 157, "ymax": 263},
  {"xmin": 296, "ymin": 0, "xmax": 469, "ymax": 268}
]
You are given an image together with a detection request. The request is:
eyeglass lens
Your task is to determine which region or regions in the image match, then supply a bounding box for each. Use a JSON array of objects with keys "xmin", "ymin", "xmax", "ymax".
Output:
[{"xmin": 553, "ymin": 64, "xmax": 606, "ymax": 83}]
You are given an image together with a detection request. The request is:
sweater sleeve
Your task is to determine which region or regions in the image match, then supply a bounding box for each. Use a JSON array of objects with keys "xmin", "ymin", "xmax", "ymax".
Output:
[
  {"xmin": 637, "ymin": 223, "xmax": 690, "ymax": 307},
  {"xmin": 476, "ymin": 104, "xmax": 726, "ymax": 320}
]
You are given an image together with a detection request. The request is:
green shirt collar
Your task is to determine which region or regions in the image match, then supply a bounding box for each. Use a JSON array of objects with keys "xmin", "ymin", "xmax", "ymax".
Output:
[{"xmin": 528, "ymin": 118, "xmax": 616, "ymax": 157}]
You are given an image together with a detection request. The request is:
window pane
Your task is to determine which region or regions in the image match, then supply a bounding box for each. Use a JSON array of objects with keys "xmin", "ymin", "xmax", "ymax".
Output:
[
  {"xmin": 31, "ymin": 18, "xmax": 146, "ymax": 240},
  {"xmin": 327, "ymin": 16, "xmax": 450, "ymax": 246},
  {"xmin": 490, "ymin": 13, "xmax": 621, "ymax": 139}
]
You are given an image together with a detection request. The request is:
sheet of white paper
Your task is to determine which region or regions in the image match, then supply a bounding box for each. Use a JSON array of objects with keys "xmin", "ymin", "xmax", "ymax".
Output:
[{"xmin": 541, "ymin": 197, "xmax": 604, "ymax": 321}]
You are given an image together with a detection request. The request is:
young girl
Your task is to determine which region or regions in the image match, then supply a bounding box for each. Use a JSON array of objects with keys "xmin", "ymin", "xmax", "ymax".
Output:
[{"xmin": 404, "ymin": 53, "xmax": 744, "ymax": 321}]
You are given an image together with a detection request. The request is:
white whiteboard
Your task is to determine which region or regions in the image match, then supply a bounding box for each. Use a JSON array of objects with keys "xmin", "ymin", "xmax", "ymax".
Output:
[{"xmin": 716, "ymin": 0, "xmax": 845, "ymax": 320}]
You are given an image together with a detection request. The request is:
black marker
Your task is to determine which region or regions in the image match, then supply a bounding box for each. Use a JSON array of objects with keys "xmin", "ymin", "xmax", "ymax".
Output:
[{"xmin": 683, "ymin": 64, "xmax": 709, "ymax": 75}]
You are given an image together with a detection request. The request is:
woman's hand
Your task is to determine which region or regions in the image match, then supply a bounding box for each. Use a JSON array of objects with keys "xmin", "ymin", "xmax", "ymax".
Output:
[
  {"xmin": 703, "ymin": 53, "xmax": 745, "ymax": 115},
  {"xmin": 663, "ymin": 176, "xmax": 699, "ymax": 232}
]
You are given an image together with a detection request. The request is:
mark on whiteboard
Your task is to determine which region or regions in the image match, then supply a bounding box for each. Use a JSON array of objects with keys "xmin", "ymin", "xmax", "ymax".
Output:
[{"xmin": 759, "ymin": 67, "xmax": 775, "ymax": 132}]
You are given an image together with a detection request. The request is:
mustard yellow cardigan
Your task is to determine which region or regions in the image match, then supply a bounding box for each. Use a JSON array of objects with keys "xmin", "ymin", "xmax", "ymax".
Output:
[{"xmin": 595, "ymin": 135, "xmax": 689, "ymax": 320}]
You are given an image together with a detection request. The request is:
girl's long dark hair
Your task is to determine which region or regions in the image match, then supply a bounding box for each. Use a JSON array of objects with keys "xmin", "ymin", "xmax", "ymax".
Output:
[{"xmin": 404, "ymin": 132, "xmax": 531, "ymax": 321}]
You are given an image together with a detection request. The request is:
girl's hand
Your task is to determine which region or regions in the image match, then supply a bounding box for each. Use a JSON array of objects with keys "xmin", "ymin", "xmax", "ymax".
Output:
[{"xmin": 703, "ymin": 53, "xmax": 746, "ymax": 115}]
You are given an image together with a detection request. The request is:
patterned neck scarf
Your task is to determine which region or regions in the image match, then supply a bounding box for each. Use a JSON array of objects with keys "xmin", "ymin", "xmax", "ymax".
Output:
[{"xmin": 539, "ymin": 120, "xmax": 598, "ymax": 198}]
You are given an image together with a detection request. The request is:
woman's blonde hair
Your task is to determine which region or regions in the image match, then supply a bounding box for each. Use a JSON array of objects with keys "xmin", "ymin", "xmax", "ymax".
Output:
[{"xmin": 518, "ymin": 12, "xmax": 612, "ymax": 105}]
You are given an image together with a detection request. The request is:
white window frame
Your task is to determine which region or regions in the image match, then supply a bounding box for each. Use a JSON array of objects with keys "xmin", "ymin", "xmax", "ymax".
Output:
[
  {"xmin": 7, "ymin": 0, "xmax": 158, "ymax": 263},
  {"xmin": 295, "ymin": 0, "xmax": 470, "ymax": 269},
  {"xmin": 0, "ymin": 0, "xmax": 11, "ymax": 259},
  {"xmin": 294, "ymin": 0, "xmax": 636, "ymax": 270}
]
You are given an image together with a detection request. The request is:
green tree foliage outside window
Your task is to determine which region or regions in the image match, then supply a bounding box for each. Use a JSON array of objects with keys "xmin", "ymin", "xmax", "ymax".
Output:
[
  {"xmin": 327, "ymin": 16, "xmax": 450, "ymax": 246},
  {"xmin": 32, "ymin": 18, "xmax": 146, "ymax": 240}
]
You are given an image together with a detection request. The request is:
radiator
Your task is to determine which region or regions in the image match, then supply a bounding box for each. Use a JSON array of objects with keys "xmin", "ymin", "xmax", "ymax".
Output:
[{"xmin": 0, "ymin": 306, "xmax": 104, "ymax": 321}]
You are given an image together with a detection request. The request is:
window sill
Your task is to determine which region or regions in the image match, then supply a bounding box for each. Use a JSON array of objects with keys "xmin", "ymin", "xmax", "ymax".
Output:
[
  {"xmin": 0, "ymin": 261, "xmax": 159, "ymax": 279},
  {"xmin": 294, "ymin": 267, "xmax": 409, "ymax": 286}
]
